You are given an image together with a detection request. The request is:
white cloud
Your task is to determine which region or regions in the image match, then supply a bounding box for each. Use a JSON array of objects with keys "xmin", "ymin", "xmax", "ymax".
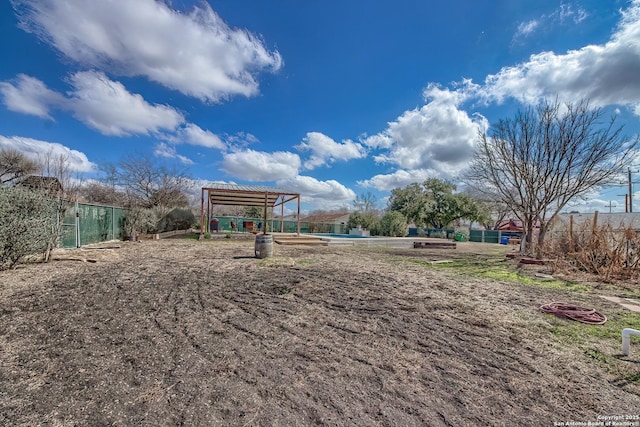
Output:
[
  {"xmin": 0, "ymin": 72, "xmax": 229, "ymax": 150},
  {"xmin": 13, "ymin": 0, "xmax": 282, "ymax": 102},
  {"xmin": 154, "ymin": 142, "xmax": 193, "ymax": 165},
  {"xmin": 0, "ymin": 135, "xmax": 96, "ymax": 172},
  {"xmin": 295, "ymin": 132, "xmax": 366, "ymax": 170},
  {"xmin": 512, "ymin": 3, "xmax": 588, "ymax": 43},
  {"xmin": 0, "ymin": 74, "xmax": 65, "ymax": 119},
  {"xmin": 277, "ymin": 175, "xmax": 356, "ymax": 210},
  {"xmin": 361, "ymin": 133, "xmax": 393, "ymax": 149},
  {"xmin": 358, "ymin": 169, "xmax": 435, "ymax": 191},
  {"xmin": 363, "ymin": 84, "xmax": 487, "ymax": 174},
  {"xmin": 224, "ymin": 132, "xmax": 260, "ymax": 149},
  {"xmin": 67, "ymin": 71, "xmax": 184, "ymax": 136},
  {"xmin": 481, "ymin": 0, "xmax": 640, "ymax": 111},
  {"xmin": 168, "ymin": 123, "xmax": 225, "ymax": 149},
  {"xmin": 515, "ymin": 19, "xmax": 540, "ymax": 39},
  {"xmin": 221, "ymin": 149, "xmax": 300, "ymax": 181},
  {"xmin": 558, "ymin": 3, "xmax": 587, "ymax": 24}
]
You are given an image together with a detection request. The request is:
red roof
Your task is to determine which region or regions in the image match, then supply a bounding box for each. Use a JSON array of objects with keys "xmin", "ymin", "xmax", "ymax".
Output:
[{"xmin": 495, "ymin": 219, "xmax": 523, "ymax": 231}]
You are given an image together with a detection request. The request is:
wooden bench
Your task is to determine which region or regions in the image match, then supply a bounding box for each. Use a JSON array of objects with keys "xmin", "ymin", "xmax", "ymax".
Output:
[{"xmin": 413, "ymin": 241, "xmax": 457, "ymax": 249}]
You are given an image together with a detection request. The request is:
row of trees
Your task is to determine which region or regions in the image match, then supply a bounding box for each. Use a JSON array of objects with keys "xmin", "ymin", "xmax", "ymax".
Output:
[
  {"xmin": 2, "ymin": 98, "xmax": 635, "ymax": 264},
  {"xmin": 346, "ymin": 99, "xmax": 637, "ymax": 253},
  {"xmin": 346, "ymin": 179, "xmax": 490, "ymax": 238}
]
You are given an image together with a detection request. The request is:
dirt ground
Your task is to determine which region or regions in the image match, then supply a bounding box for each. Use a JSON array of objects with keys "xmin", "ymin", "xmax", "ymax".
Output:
[{"xmin": 1, "ymin": 237, "xmax": 639, "ymax": 426}]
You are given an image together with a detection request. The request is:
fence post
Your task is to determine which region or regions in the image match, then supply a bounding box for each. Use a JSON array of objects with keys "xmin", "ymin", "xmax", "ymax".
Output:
[{"xmin": 74, "ymin": 201, "xmax": 80, "ymax": 248}]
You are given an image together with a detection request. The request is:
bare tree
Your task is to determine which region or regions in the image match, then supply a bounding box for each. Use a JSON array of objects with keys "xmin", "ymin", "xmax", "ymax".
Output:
[
  {"xmin": 39, "ymin": 150, "xmax": 80, "ymax": 199},
  {"xmin": 37, "ymin": 150, "xmax": 80, "ymax": 261},
  {"xmin": 0, "ymin": 148, "xmax": 39, "ymax": 185},
  {"xmin": 101, "ymin": 152, "xmax": 191, "ymax": 210},
  {"xmin": 78, "ymin": 181, "xmax": 127, "ymax": 206},
  {"xmin": 353, "ymin": 191, "xmax": 378, "ymax": 214},
  {"xmin": 465, "ymin": 99, "xmax": 638, "ymax": 254}
]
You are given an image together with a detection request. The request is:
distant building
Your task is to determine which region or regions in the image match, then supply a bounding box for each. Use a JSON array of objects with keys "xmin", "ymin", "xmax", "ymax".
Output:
[
  {"xmin": 303, "ymin": 212, "xmax": 350, "ymax": 224},
  {"xmin": 18, "ymin": 175, "xmax": 63, "ymax": 196},
  {"xmin": 495, "ymin": 219, "xmax": 524, "ymax": 231},
  {"xmin": 302, "ymin": 212, "xmax": 351, "ymax": 234}
]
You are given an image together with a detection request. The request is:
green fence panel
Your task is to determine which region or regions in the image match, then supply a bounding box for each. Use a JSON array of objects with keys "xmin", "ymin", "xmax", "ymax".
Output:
[
  {"xmin": 78, "ymin": 204, "xmax": 110, "ymax": 246},
  {"xmin": 469, "ymin": 229, "xmax": 500, "ymax": 243},
  {"xmin": 61, "ymin": 202, "xmax": 126, "ymax": 248},
  {"xmin": 207, "ymin": 216, "xmax": 335, "ymax": 234},
  {"xmin": 113, "ymin": 207, "xmax": 126, "ymax": 240},
  {"xmin": 484, "ymin": 231, "xmax": 500, "ymax": 243},
  {"xmin": 469, "ymin": 229, "xmax": 484, "ymax": 242},
  {"xmin": 61, "ymin": 201, "xmax": 77, "ymax": 248}
]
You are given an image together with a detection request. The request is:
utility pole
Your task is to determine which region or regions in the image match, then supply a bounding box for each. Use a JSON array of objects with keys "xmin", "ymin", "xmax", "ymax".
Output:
[
  {"xmin": 605, "ymin": 201, "xmax": 614, "ymax": 213},
  {"xmin": 629, "ymin": 168, "xmax": 633, "ymax": 213},
  {"xmin": 618, "ymin": 194, "xmax": 629, "ymax": 213}
]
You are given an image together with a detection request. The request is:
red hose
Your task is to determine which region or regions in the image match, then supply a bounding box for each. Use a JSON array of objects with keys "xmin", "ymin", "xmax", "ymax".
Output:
[{"xmin": 539, "ymin": 302, "xmax": 607, "ymax": 325}]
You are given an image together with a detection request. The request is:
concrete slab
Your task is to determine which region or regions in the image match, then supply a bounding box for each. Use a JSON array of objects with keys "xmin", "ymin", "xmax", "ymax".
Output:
[{"xmin": 600, "ymin": 296, "xmax": 640, "ymax": 314}]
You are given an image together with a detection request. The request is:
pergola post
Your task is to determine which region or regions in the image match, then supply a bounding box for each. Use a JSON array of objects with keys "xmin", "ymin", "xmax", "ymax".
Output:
[
  {"xmin": 281, "ymin": 196, "xmax": 285, "ymax": 233},
  {"xmin": 199, "ymin": 187, "xmax": 205, "ymax": 239},
  {"xmin": 297, "ymin": 196, "xmax": 301, "ymax": 236},
  {"xmin": 263, "ymin": 192, "xmax": 268, "ymax": 235}
]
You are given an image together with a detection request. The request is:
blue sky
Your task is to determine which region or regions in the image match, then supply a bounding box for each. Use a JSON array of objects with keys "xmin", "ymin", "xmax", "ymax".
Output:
[{"xmin": 1, "ymin": 0, "xmax": 639, "ymax": 212}]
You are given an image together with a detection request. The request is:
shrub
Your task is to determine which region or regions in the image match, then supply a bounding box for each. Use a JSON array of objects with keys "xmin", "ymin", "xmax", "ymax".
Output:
[
  {"xmin": 122, "ymin": 207, "xmax": 158, "ymax": 238},
  {"xmin": 429, "ymin": 230, "xmax": 447, "ymax": 239},
  {"xmin": 347, "ymin": 212, "xmax": 380, "ymax": 233},
  {"xmin": 379, "ymin": 211, "xmax": 408, "ymax": 237},
  {"xmin": 0, "ymin": 186, "xmax": 59, "ymax": 270},
  {"xmin": 157, "ymin": 208, "xmax": 196, "ymax": 232},
  {"xmin": 544, "ymin": 221, "xmax": 640, "ymax": 281}
]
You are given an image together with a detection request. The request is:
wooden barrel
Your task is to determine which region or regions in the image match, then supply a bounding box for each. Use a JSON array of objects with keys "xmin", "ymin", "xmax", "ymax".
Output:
[{"xmin": 255, "ymin": 234, "xmax": 273, "ymax": 258}]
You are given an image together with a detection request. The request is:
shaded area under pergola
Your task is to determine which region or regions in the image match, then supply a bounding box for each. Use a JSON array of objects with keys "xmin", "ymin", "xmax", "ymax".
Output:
[{"xmin": 200, "ymin": 184, "xmax": 301, "ymax": 237}]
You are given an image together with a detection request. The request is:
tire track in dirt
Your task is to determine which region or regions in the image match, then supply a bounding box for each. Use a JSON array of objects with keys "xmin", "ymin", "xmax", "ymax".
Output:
[{"xmin": 2, "ymin": 239, "xmax": 639, "ymax": 425}]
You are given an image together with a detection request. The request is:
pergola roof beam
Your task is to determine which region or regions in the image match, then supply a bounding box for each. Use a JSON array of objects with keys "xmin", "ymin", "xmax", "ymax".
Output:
[{"xmin": 200, "ymin": 184, "xmax": 301, "ymax": 236}]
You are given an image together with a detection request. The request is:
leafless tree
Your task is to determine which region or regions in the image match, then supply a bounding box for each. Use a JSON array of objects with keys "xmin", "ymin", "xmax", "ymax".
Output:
[
  {"xmin": 101, "ymin": 152, "xmax": 191, "ymax": 210},
  {"xmin": 353, "ymin": 192, "xmax": 379, "ymax": 214},
  {"xmin": 465, "ymin": 99, "xmax": 638, "ymax": 254},
  {"xmin": 39, "ymin": 150, "xmax": 80, "ymax": 199},
  {"xmin": 78, "ymin": 181, "xmax": 127, "ymax": 206},
  {"xmin": 0, "ymin": 148, "xmax": 39, "ymax": 185},
  {"xmin": 37, "ymin": 150, "xmax": 81, "ymax": 261}
]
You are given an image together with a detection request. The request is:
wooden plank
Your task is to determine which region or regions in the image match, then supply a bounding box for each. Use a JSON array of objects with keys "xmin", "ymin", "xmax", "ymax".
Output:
[
  {"xmin": 413, "ymin": 241, "xmax": 457, "ymax": 249},
  {"xmin": 274, "ymin": 238, "xmax": 328, "ymax": 246},
  {"xmin": 519, "ymin": 258, "xmax": 545, "ymax": 265}
]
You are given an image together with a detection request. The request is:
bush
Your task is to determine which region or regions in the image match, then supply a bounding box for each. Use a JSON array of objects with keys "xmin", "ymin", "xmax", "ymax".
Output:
[
  {"xmin": 544, "ymin": 221, "xmax": 640, "ymax": 281},
  {"xmin": 347, "ymin": 212, "xmax": 380, "ymax": 234},
  {"xmin": 157, "ymin": 208, "xmax": 196, "ymax": 232},
  {"xmin": 379, "ymin": 211, "xmax": 408, "ymax": 237},
  {"xmin": 429, "ymin": 230, "xmax": 447, "ymax": 239},
  {"xmin": 0, "ymin": 187, "xmax": 59, "ymax": 270},
  {"xmin": 122, "ymin": 207, "xmax": 158, "ymax": 238}
]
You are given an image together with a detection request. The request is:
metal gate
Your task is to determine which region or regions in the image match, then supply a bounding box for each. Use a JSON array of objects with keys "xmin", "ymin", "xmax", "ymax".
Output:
[{"xmin": 61, "ymin": 202, "xmax": 126, "ymax": 248}]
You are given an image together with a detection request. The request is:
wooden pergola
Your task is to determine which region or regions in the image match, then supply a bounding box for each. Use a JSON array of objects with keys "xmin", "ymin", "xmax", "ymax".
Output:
[{"xmin": 200, "ymin": 184, "xmax": 301, "ymax": 237}]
